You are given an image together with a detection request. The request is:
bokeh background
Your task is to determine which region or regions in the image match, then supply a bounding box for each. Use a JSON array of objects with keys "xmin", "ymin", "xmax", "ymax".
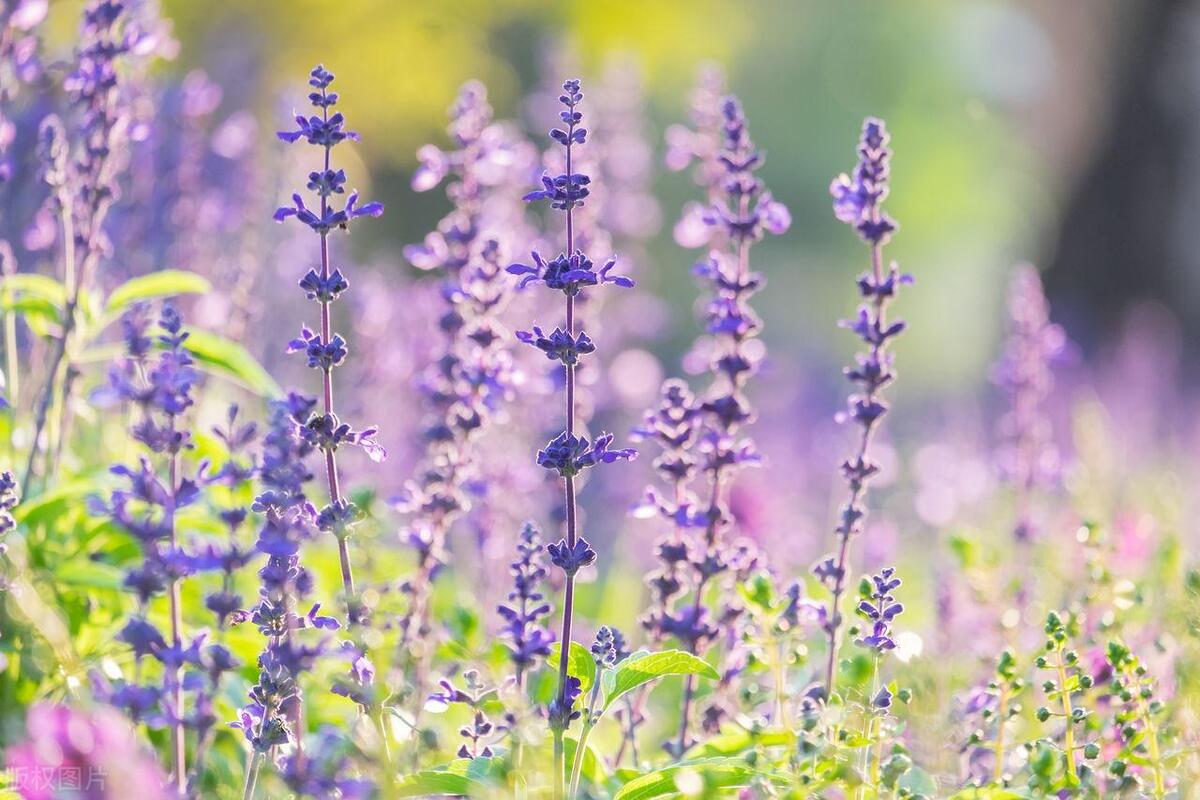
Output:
[
  {"xmin": 37, "ymin": 0, "xmax": 1200, "ymax": 604},
  {"xmin": 4, "ymin": 0, "xmax": 1199, "ymax": 785}
]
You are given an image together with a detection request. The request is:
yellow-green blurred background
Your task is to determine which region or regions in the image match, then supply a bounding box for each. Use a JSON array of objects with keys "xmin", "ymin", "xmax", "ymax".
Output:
[{"xmin": 44, "ymin": 0, "xmax": 1200, "ymax": 397}]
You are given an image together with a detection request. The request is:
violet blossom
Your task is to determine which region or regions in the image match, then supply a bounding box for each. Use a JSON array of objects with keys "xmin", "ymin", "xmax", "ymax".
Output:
[
  {"xmin": 394, "ymin": 81, "xmax": 524, "ymax": 661},
  {"xmin": 511, "ymin": 77, "xmax": 636, "ymax": 798},
  {"xmin": 656, "ymin": 94, "xmax": 787, "ymax": 754},
  {"xmin": 274, "ymin": 64, "xmax": 384, "ymax": 627},
  {"xmin": 814, "ymin": 117, "xmax": 910, "ymax": 696},
  {"xmin": 497, "ymin": 521, "xmax": 555, "ymax": 686}
]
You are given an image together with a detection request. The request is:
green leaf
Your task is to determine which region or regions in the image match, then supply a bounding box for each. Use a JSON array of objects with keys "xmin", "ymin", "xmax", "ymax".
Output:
[
  {"xmin": 685, "ymin": 727, "xmax": 795, "ymax": 758},
  {"xmin": 604, "ymin": 649, "xmax": 718, "ymax": 709},
  {"xmin": 1, "ymin": 274, "xmax": 67, "ymax": 306},
  {"xmin": 613, "ymin": 758, "xmax": 764, "ymax": 800},
  {"xmin": 548, "ymin": 640, "xmax": 597, "ymax": 694},
  {"xmin": 394, "ymin": 771, "xmax": 482, "ymax": 797},
  {"xmin": 2, "ymin": 274, "xmax": 68, "ymax": 336},
  {"xmin": 54, "ymin": 560, "xmax": 125, "ymax": 591},
  {"xmin": 104, "ymin": 270, "xmax": 211, "ymax": 316},
  {"xmin": 185, "ymin": 329, "xmax": 280, "ymax": 397}
]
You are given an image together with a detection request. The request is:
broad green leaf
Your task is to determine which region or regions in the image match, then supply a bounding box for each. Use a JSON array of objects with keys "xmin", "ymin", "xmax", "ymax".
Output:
[
  {"xmin": 613, "ymin": 758, "xmax": 764, "ymax": 800},
  {"xmin": 395, "ymin": 770, "xmax": 482, "ymax": 797},
  {"xmin": 548, "ymin": 640, "xmax": 597, "ymax": 694},
  {"xmin": 604, "ymin": 649, "xmax": 718, "ymax": 709},
  {"xmin": 686, "ymin": 727, "xmax": 795, "ymax": 758},
  {"xmin": 104, "ymin": 270, "xmax": 210, "ymax": 316},
  {"xmin": 185, "ymin": 329, "xmax": 280, "ymax": 397},
  {"xmin": 0, "ymin": 274, "xmax": 67, "ymax": 306},
  {"xmin": 54, "ymin": 560, "xmax": 125, "ymax": 591}
]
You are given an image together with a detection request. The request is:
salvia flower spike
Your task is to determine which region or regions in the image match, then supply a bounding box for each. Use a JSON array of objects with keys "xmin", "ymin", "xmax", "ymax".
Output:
[
  {"xmin": 512, "ymin": 78, "xmax": 635, "ymax": 800},
  {"xmin": 98, "ymin": 303, "xmax": 200, "ymax": 794},
  {"xmin": 661, "ymin": 93, "xmax": 788, "ymax": 754},
  {"xmin": 395, "ymin": 80, "xmax": 522, "ymax": 656},
  {"xmin": 275, "ymin": 64, "xmax": 384, "ymax": 627},
  {"xmin": 816, "ymin": 117, "xmax": 911, "ymax": 696}
]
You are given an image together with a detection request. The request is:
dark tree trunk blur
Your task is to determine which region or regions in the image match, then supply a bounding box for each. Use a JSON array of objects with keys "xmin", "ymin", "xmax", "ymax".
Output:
[{"xmin": 1044, "ymin": 0, "xmax": 1200, "ymax": 365}]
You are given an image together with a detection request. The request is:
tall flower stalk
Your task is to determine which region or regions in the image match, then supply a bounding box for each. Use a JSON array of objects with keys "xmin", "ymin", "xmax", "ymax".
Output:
[
  {"xmin": 509, "ymin": 78, "xmax": 635, "ymax": 799},
  {"xmin": 99, "ymin": 303, "xmax": 199, "ymax": 793},
  {"xmin": 274, "ymin": 64, "xmax": 384, "ymax": 626},
  {"xmin": 234, "ymin": 392, "xmax": 340, "ymax": 799},
  {"xmin": 993, "ymin": 265, "xmax": 1066, "ymax": 610},
  {"xmin": 653, "ymin": 95, "xmax": 789, "ymax": 753},
  {"xmin": 24, "ymin": 0, "xmax": 160, "ymax": 488},
  {"xmin": 397, "ymin": 80, "xmax": 522, "ymax": 649},
  {"xmin": 815, "ymin": 117, "xmax": 910, "ymax": 695}
]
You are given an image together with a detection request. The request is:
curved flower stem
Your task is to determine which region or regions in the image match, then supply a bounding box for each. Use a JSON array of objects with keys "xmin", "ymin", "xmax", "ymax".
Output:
[
  {"xmin": 568, "ymin": 679, "xmax": 603, "ymax": 800},
  {"xmin": 824, "ymin": 238, "xmax": 886, "ymax": 696}
]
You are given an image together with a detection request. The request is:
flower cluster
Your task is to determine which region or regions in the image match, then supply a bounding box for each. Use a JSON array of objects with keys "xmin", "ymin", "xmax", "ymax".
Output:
[
  {"xmin": 96, "ymin": 304, "xmax": 230, "ymax": 793},
  {"xmin": 960, "ymin": 649, "xmax": 1025, "ymax": 786},
  {"xmin": 643, "ymin": 92, "xmax": 786, "ymax": 753},
  {"xmin": 395, "ymin": 81, "xmax": 526, "ymax": 652},
  {"xmin": 275, "ymin": 64, "xmax": 384, "ymax": 626},
  {"xmin": 814, "ymin": 116, "xmax": 910, "ymax": 694},
  {"xmin": 232, "ymin": 392, "xmax": 341, "ymax": 792},
  {"xmin": 855, "ymin": 566, "xmax": 904, "ymax": 653},
  {"xmin": 1031, "ymin": 611, "xmax": 1096, "ymax": 793},
  {"xmin": 426, "ymin": 670, "xmax": 504, "ymax": 759},
  {"xmin": 514, "ymin": 79, "xmax": 636, "ymax": 761},
  {"xmin": 993, "ymin": 264, "xmax": 1067, "ymax": 543},
  {"xmin": 1105, "ymin": 639, "xmax": 1168, "ymax": 795},
  {"xmin": 497, "ymin": 522, "xmax": 555, "ymax": 684},
  {"xmin": 830, "ymin": 117, "xmax": 897, "ymax": 246}
]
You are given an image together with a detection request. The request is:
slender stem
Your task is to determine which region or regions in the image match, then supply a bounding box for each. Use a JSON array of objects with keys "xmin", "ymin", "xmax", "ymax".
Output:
[
  {"xmin": 552, "ymin": 730, "xmax": 565, "ymax": 800},
  {"xmin": 857, "ymin": 657, "xmax": 879, "ymax": 800},
  {"xmin": 241, "ymin": 751, "xmax": 263, "ymax": 800},
  {"xmin": 1054, "ymin": 647, "xmax": 1077, "ymax": 782},
  {"xmin": 551, "ymin": 124, "xmax": 579, "ymax": 800},
  {"xmin": 824, "ymin": 239, "xmax": 886, "ymax": 697},
  {"xmin": 993, "ymin": 683, "xmax": 1009, "ymax": 785},
  {"xmin": 303, "ymin": 90, "xmax": 357, "ymax": 624},
  {"xmin": 23, "ymin": 204, "xmax": 75, "ymax": 490},
  {"xmin": 1139, "ymin": 692, "xmax": 1166, "ymax": 799},
  {"xmin": 676, "ymin": 468, "xmax": 724, "ymax": 755},
  {"xmin": 166, "ymin": 419, "xmax": 186, "ymax": 794},
  {"xmin": 376, "ymin": 709, "xmax": 395, "ymax": 793},
  {"xmin": 568, "ymin": 679, "xmax": 603, "ymax": 800},
  {"xmin": 3, "ymin": 283, "xmax": 17, "ymax": 410}
]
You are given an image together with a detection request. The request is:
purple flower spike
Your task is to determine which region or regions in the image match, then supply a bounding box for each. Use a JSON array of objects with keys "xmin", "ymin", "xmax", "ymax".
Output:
[
  {"xmin": 640, "ymin": 81, "xmax": 786, "ymax": 755},
  {"xmin": 394, "ymin": 81, "xmax": 528, "ymax": 658},
  {"xmin": 275, "ymin": 64, "xmax": 384, "ymax": 628},
  {"xmin": 498, "ymin": 523, "xmax": 556, "ymax": 685},
  {"xmin": 816, "ymin": 117, "xmax": 909, "ymax": 697},
  {"xmin": 516, "ymin": 79, "xmax": 637, "ymax": 763}
]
